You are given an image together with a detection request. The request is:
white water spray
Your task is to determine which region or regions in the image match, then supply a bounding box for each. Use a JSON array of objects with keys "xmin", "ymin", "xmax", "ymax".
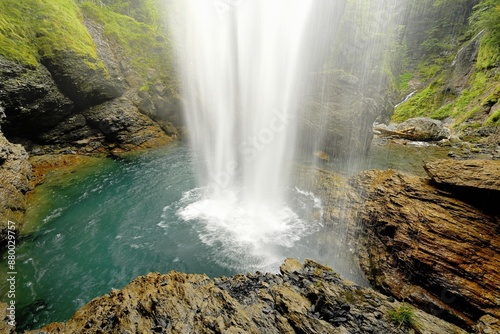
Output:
[{"xmin": 168, "ymin": 0, "xmax": 344, "ymax": 269}]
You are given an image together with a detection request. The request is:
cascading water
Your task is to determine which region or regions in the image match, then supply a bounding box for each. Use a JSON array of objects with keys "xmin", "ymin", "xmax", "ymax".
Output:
[{"xmin": 168, "ymin": 0, "xmax": 346, "ymax": 270}]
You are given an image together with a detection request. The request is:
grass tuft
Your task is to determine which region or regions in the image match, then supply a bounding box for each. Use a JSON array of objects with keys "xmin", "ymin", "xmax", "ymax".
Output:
[{"xmin": 388, "ymin": 303, "xmax": 417, "ymax": 329}]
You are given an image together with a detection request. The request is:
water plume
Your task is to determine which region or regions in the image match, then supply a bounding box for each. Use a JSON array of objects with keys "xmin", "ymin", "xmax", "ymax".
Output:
[{"xmin": 167, "ymin": 0, "xmax": 347, "ymax": 268}]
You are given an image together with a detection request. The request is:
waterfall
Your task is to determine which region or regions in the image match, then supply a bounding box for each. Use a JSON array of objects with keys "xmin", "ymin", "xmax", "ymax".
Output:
[{"xmin": 168, "ymin": 0, "xmax": 346, "ymax": 270}]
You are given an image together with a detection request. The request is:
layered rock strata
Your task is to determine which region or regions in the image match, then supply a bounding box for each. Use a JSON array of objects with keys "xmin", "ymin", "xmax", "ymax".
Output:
[{"xmin": 349, "ymin": 167, "xmax": 499, "ymax": 330}]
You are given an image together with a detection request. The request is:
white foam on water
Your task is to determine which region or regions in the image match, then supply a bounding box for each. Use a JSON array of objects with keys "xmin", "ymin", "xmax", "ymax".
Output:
[{"xmin": 172, "ymin": 186, "xmax": 322, "ymax": 272}]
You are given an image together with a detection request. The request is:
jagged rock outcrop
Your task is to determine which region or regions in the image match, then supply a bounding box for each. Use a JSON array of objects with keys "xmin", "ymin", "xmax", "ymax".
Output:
[
  {"xmin": 83, "ymin": 97, "xmax": 174, "ymax": 151},
  {"xmin": 349, "ymin": 169, "xmax": 500, "ymax": 330},
  {"xmin": 25, "ymin": 259, "xmax": 465, "ymax": 334},
  {"xmin": 0, "ymin": 52, "xmax": 173, "ymax": 154},
  {"xmin": 136, "ymin": 81, "xmax": 183, "ymax": 137},
  {"xmin": 0, "ymin": 11, "xmax": 179, "ymax": 154},
  {"xmin": 424, "ymin": 159, "xmax": 500, "ymax": 215},
  {"xmin": 0, "ymin": 56, "xmax": 74, "ymax": 139},
  {"xmin": 0, "ymin": 132, "xmax": 31, "ymax": 246}
]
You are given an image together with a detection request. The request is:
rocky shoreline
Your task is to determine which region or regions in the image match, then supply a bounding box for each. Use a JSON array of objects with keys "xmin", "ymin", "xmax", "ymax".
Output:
[
  {"xmin": 0, "ymin": 156, "xmax": 495, "ymax": 333},
  {"xmin": 13, "ymin": 259, "xmax": 465, "ymax": 334}
]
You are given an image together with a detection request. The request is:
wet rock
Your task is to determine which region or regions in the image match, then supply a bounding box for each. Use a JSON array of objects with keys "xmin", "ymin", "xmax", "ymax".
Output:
[
  {"xmin": 136, "ymin": 82, "xmax": 183, "ymax": 137},
  {"xmin": 474, "ymin": 314, "xmax": 500, "ymax": 334},
  {"xmin": 396, "ymin": 117, "xmax": 451, "ymax": 141},
  {"xmin": 448, "ymin": 30, "xmax": 484, "ymax": 94},
  {"xmin": 0, "ymin": 56, "xmax": 74, "ymax": 139},
  {"xmin": 83, "ymin": 97, "xmax": 174, "ymax": 151},
  {"xmin": 0, "ymin": 132, "xmax": 31, "ymax": 247},
  {"xmin": 0, "ymin": 104, "xmax": 6, "ymax": 130},
  {"xmin": 349, "ymin": 169, "xmax": 500, "ymax": 329},
  {"xmin": 375, "ymin": 117, "xmax": 451, "ymax": 141},
  {"xmin": 301, "ymin": 72, "xmax": 379, "ymax": 160},
  {"xmin": 26, "ymin": 259, "xmax": 465, "ymax": 334}
]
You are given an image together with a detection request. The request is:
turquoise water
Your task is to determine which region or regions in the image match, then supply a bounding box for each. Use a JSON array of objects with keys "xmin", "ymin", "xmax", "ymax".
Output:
[
  {"xmin": 9, "ymin": 143, "xmax": 359, "ymax": 330},
  {"xmin": 15, "ymin": 144, "xmax": 210, "ymax": 328},
  {"xmin": 4, "ymin": 141, "xmax": 451, "ymax": 330}
]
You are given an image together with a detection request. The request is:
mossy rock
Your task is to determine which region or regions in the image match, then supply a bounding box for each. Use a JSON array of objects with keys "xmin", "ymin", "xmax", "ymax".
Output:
[{"xmin": 42, "ymin": 50, "xmax": 124, "ymax": 109}]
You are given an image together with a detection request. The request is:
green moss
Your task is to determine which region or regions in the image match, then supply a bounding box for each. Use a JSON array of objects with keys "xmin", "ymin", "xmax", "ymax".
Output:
[
  {"xmin": 0, "ymin": 0, "xmax": 99, "ymax": 66},
  {"xmin": 79, "ymin": 1, "xmax": 174, "ymax": 85},
  {"xmin": 486, "ymin": 109, "xmax": 500, "ymax": 125},
  {"xmin": 398, "ymin": 72, "xmax": 413, "ymax": 91},
  {"xmin": 392, "ymin": 80, "xmax": 444, "ymax": 122},
  {"xmin": 449, "ymin": 72, "xmax": 490, "ymax": 124},
  {"xmin": 476, "ymin": 34, "xmax": 500, "ymax": 70},
  {"xmin": 393, "ymin": 64, "xmax": 500, "ymax": 128}
]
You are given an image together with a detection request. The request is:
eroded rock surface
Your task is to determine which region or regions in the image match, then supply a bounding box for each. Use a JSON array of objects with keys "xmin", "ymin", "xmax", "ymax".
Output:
[
  {"xmin": 0, "ymin": 132, "xmax": 31, "ymax": 246},
  {"xmin": 25, "ymin": 259, "xmax": 465, "ymax": 334},
  {"xmin": 349, "ymin": 169, "xmax": 500, "ymax": 329},
  {"xmin": 424, "ymin": 159, "xmax": 500, "ymax": 192}
]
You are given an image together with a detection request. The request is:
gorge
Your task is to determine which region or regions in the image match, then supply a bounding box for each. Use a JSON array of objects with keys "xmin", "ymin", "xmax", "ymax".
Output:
[{"xmin": 0, "ymin": 0, "xmax": 499, "ymax": 333}]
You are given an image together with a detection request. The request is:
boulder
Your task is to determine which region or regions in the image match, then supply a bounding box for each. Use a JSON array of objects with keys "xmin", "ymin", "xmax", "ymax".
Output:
[
  {"xmin": 349, "ymin": 169, "xmax": 500, "ymax": 329},
  {"xmin": 25, "ymin": 259, "xmax": 466, "ymax": 334},
  {"xmin": 395, "ymin": 117, "xmax": 450, "ymax": 141}
]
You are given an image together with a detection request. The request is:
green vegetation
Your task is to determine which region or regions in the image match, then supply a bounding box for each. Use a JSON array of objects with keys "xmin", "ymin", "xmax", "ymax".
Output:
[
  {"xmin": 398, "ymin": 72, "xmax": 414, "ymax": 91},
  {"xmin": 392, "ymin": 80, "xmax": 446, "ymax": 122},
  {"xmin": 388, "ymin": 303, "xmax": 417, "ymax": 329},
  {"xmin": 0, "ymin": 0, "xmax": 99, "ymax": 67},
  {"xmin": 78, "ymin": 0, "xmax": 175, "ymax": 87},
  {"xmin": 0, "ymin": 0, "xmax": 174, "ymax": 89},
  {"xmin": 394, "ymin": 69, "xmax": 498, "ymax": 124},
  {"xmin": 471, "ymin": 0, "xmax": 500, "ymax": 69},
  {"xmin": 391, "ymin": 0, "xmax": 500, "ymax": 131}
]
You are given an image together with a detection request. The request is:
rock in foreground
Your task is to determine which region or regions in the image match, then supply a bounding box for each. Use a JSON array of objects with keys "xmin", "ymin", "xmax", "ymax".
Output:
[{"xmin": 26, "ymin": 259, "xmax": 465, "ymax": 334}]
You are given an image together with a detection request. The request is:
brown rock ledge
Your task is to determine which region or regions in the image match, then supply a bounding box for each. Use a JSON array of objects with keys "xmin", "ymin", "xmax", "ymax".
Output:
[{"xmin": 424, "ymin": 159, "xmax": 500, "ymax": 193}]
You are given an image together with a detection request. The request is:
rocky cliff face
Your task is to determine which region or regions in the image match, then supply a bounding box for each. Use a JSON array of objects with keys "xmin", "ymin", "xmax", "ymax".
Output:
[
  {"xmin": 0, "ymin": 11, "xmax": 180, "ymax": 235},
  {"xmin": 0, "ymin": 1, "xmax": 180, "ymax": 155},
  {"xmin": 294, "ymin": 159, "xmax": 499, "ymax": 333},
  {"xmin": 21, "ymin": 259, "xmax": 465, "ymax": 334},
  {"xmin": 349, "ymin": 161, "xmax": 500, "ymax": 331}
]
